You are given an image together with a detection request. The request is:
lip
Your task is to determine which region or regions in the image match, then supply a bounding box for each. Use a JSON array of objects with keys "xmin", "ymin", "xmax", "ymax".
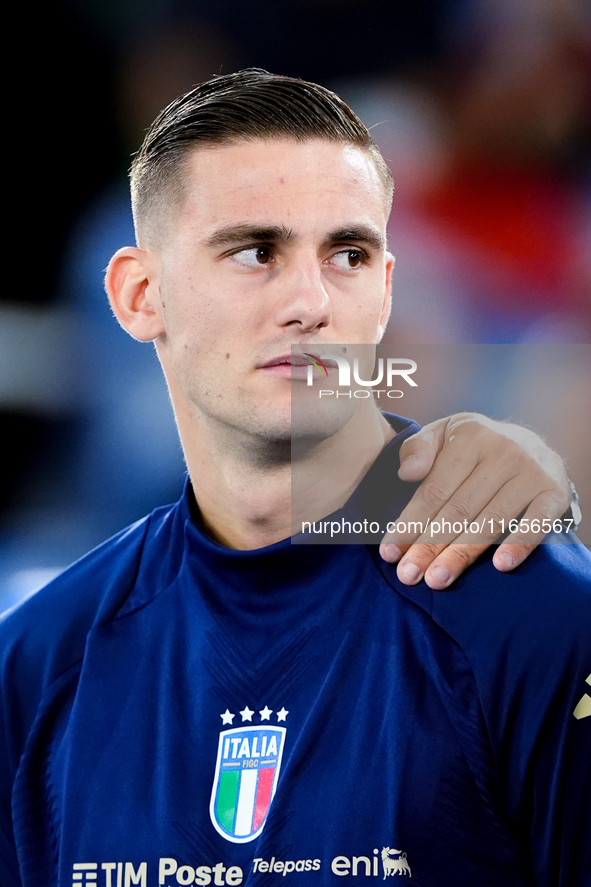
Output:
[
  {"xmin": 257, "ymin": 351, "xmax": 338, "ymax": 380},
  {"xmin": 258, "ymin": 354, "xmax": 310, "ymax": 369},
  {"xmin": 258, "ymin": 351, "xmax": 339, "ymax": 368}
]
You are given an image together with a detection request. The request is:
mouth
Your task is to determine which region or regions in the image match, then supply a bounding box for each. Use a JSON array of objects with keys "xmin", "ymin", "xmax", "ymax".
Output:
[
  {"xmin": 258, "ymin": 354, "xmax": 309, "ymax": 369},
  {"xmin": 257, "ymin": 352, "xmax": 338, "ymax": 380}
]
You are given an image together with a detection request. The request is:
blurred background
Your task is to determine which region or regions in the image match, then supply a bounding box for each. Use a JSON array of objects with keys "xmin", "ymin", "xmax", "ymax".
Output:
[{"xmin": 1, "ymin": 0, "xmax": 590, "ymax": 611}]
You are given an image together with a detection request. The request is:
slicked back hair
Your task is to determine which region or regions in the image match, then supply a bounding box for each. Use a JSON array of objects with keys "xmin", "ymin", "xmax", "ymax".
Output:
[{"xmin": 130, "ymin": 68, "xmax": 394, "ymax": 247}]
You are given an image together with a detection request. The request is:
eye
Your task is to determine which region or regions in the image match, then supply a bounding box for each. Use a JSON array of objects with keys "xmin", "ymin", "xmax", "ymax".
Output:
[
  {"xmin": 330, "ymin": 248, "xmax": 367, "ymax": 270},
  {"xmin": 230, "ymin": 245, "xmax": 273, "ymax": 268}
]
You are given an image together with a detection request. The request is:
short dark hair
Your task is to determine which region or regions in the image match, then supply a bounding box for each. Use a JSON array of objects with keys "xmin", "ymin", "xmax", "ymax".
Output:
[{"xmin": 130, "ymin": 68, "xmax": 393, "ymax": 246}]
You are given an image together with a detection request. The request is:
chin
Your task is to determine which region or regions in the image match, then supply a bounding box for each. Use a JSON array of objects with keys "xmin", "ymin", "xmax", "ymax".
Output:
[
  {"xmin": 291, "ymin": 392, "xmax": 360, "ymax": 444},
  {"xmin": 241, "ymin": 405, "xmax": 293, "ymax": 443}
]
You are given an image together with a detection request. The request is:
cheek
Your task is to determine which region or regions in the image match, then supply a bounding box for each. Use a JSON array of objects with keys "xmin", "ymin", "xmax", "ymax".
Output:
[
  {"xmin": 340, "ymin": 291, "xmax": 388, "ymax": 340},
  {"xmin": 163, "ymin": 285, "xmax": 227, "ymax": 347},
  {"xmin": 164, "ymin": 291, "xmax": 251, "ymax": 382}
]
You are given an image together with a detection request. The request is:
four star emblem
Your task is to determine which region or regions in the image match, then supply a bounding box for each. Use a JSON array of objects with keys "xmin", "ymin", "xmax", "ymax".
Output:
[{"xmin": 219, "ymin": 705, "xmax": 288, "ymax": 724}]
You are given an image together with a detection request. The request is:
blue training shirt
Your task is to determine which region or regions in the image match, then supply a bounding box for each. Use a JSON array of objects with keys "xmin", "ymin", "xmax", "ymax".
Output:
[{"xmin": 1, "ymin": 414, "xmax": 590, "ymax": 887}]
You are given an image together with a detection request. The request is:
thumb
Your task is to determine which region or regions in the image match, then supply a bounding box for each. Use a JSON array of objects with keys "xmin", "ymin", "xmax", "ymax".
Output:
[{"xmin": 398, "ymin": 417, "xmax": 448, "ymax": 481}]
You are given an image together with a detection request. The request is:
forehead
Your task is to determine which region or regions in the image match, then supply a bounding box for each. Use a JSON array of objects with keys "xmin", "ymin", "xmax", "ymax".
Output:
[{"xmin": 175, "ymin": 139, "xmax": 390, "ymax": 241}]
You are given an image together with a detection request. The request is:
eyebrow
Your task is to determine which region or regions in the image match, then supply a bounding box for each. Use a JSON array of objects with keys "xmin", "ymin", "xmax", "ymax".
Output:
[
  {"xmin": 326, "ymin": 226, "xmax": 385, "ymax": 252},
  {"xmin": 205, "ymin": 224, "xmax": 295, "ymax": 248},
  {"xmin": 205, "ymin": 223, "xmax": 385, "ymax": 252}
]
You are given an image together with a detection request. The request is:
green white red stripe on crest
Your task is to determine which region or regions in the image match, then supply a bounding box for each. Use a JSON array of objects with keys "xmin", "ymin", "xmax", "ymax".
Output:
[{"xmin": 209, "ymin": 725, "xmax": 286, "ymax": 843}]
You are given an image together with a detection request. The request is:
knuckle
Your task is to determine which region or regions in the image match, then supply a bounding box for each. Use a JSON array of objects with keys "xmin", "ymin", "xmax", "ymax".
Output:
[
  {"xmin": 410, "ymin": 542, "xmax": 442, "ymax": 564},
  {"xmin": 485, "ymin": 510, "xmax": 508, "ymax": 533},
  {"xmin": 529, "ymin": 491, "xmax": 569, "ymax": 521},
  {"xmin": 498, "ymin": 439, "xmax": 526, "ymax": 468},
  {"xmin": 444, "ymin": 496, "xmax": 474, "ymax": 523},
  {"xmin": 420, "ymin": 480, "xmax": 450, "ymax": 511},
  {"xmin": 453, "ymin": 414, "xmax": 490, "ymax": 439},
  {"xmin": 536, "ymin": 500, "xmax": 560, "ymax": 521}
]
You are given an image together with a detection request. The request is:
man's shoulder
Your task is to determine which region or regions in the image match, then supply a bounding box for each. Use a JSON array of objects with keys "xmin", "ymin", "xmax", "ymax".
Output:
[
  {"xmin": 382, "ymin": 539, "xmax": 590, "ymax": 650},
  {"xmin": 0, "ymin": 499, "xmax": 183, "ymax": 694},
  {"xmin": 372, "ymin": 540, "xmax": 591, "ymax": 727},
  {"xmin": 435, "ymin": 539, "xmax": 590, "ymax": 647}
]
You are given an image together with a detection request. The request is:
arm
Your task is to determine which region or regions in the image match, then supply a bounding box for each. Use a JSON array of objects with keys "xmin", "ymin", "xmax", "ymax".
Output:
[
  {"xmin": 380, "ymin": 413, "xmax": 575, "ymax": 589},
  {"xmin": 423, "ymin": 541, "xmax": 591, "ymax": 885}
]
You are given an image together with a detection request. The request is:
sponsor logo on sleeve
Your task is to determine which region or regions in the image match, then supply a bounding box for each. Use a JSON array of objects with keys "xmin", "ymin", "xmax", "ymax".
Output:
[{"xmin": 573, "ymin": 673, "xmax": 591, "ymax": 720}]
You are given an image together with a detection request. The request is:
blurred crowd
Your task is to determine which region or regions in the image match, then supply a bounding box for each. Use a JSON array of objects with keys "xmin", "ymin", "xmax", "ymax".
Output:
[{"xmin": 1, "ymin": 0, "xmax": 590, "ymax": 610}]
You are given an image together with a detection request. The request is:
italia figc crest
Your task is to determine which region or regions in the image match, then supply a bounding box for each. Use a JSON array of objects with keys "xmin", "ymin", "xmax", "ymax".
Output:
[{"xmin": 209, "ymin": 706, "xmax": 287, "ymax": 843}]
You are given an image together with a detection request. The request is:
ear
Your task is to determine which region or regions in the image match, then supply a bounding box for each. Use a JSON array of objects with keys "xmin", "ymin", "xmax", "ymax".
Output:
[
  {"xmin": 376, "ymin": 252, "xmax": 395, "ymax": 342},
  {"xmin": 105, "ymin": 247, "xmax": 165, "ymax": 342}
]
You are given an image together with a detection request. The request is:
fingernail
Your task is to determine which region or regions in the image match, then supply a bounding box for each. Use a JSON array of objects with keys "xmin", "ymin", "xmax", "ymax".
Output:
[
  {"xmin": 381, "ymin": 544, "xmax": 402, "ymax": 563},
  {"xmin": 430, "ymin": 565, "xmax": 451, "ymax": 587},
  {"xmin": 400, "ymin": 454, "xmax": 419, "ymax": 466},
  {"xmin": 400, "ymin": 561, "xmax": 421, "ymax": 583},
  {"xmin": 495, "ymin": 551, "xmax": 515, "ymax": 571}
]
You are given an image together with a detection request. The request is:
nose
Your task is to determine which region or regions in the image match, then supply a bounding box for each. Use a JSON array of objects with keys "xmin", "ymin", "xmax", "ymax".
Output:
[{"xmin": 274, "ymin": 251, "xmax": 332, "ymax": 333}]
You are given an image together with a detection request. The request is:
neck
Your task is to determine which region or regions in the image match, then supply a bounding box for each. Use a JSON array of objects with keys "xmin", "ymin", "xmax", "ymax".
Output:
[{"xmin": 180, "ymin": 402, "xmax": 394, "ymax": 550}]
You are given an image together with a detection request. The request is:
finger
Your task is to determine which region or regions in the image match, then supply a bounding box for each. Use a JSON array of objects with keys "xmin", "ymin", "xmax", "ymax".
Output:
[
  {"xmin": 383, "ymin": 454, "xmax": 508, "ymax": 556},
  {"xmin": 424, "ymin": 544, "xmax": 490, "ymax": 589},
  {"xmin": 396, "ymin": 534, "xmax": 494, "ymax": 587},
  {"xmin": 396, "ymin": 541, "xmax": 449, "ymax": 585},
  {"xmin": 396, "ymin": 485, "xmax": 563, "ymax": 587},
  {"xmin": 379, "ymin": 540, "xmax": 411, "ymax": 564},
  {"xmin": 492, "ymin": 491, "xmax": 570, "ymax": 571},
  {"xmin": 393, "ymin": 480, "xmax": 533, "ymax": 585},
  {"xmin": 397, "ymin": 418, "xmax": 448, "ymax": 482},
  {"xmin": 415, "ymin": 463, "xmax": 569, "ymax": 564},
  {"xmin": 380, "ymin": 467, "xmax": 495, "ymax": 563},
  {"xmin": 382, "ymin": 415, "xmax": 572, "ymax": 573},
  {"xmin": 394, "ymin": 538, "xmax": 490, "ymax": 587},
  {"xmin": 492, "ymin": 543, "xmax": 526, "ymax": 572}
]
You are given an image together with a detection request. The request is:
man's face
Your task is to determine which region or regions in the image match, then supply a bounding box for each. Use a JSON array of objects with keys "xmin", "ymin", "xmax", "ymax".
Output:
[{"xmin": 152, "ymin": 138, "xmax": 393, "ymax": 442}]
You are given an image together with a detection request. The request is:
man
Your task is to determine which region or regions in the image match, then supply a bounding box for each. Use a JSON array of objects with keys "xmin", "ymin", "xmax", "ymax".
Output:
[{"xmin": 0, "ymin": 70, "xmax": 588, "ymax": 887}]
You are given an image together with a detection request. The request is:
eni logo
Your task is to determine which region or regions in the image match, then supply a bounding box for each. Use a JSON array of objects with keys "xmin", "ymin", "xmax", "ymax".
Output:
[
  {"xmin": 573, "ymin": 674, "xmax": 591, "ymax": 720},
  {"xmin": 381, "ymin": 848, "xmax": 412, "ymax": 878}
]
